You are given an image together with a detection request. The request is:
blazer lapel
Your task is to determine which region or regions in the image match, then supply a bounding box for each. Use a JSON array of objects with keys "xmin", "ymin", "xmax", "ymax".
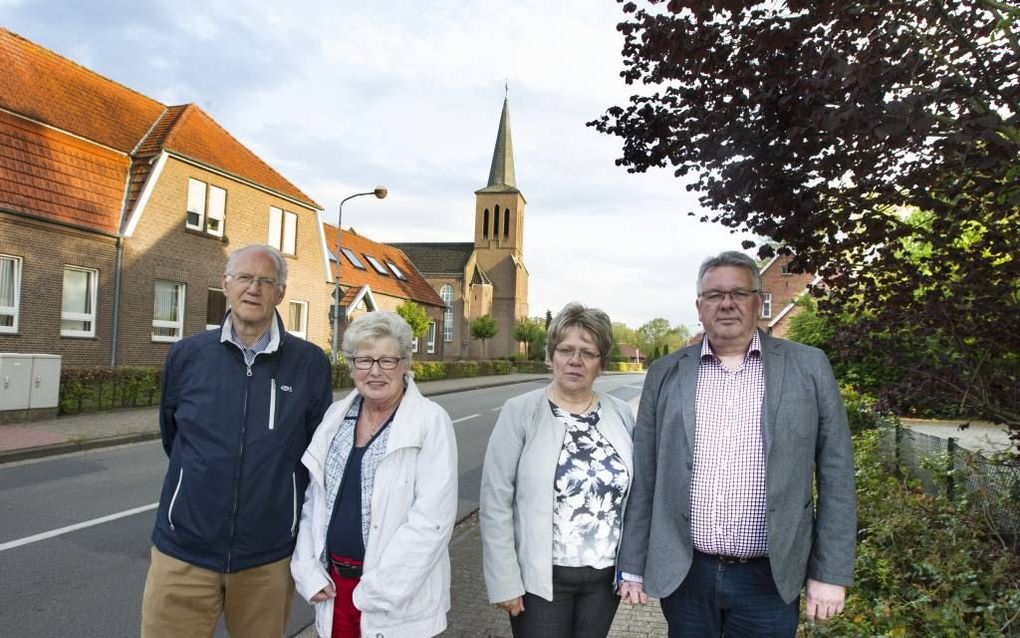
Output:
[
  {"xmin": 761, "ymin": 331, "xmax": 786, "ymax": 459},
  {"xmin": 678, "ymin": 347, "xmax": 700, "ymax": 453}
]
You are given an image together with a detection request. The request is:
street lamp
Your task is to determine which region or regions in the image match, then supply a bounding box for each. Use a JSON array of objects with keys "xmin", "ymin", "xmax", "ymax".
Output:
[{"xmin": 332, "ymin": 186, "xmax": 388, "ymax": 364}]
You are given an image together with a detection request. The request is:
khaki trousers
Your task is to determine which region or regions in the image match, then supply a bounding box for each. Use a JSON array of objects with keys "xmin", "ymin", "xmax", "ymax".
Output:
[{"xmin": 141, "ymin": 546, "xmax": 295, "ymax": 638}]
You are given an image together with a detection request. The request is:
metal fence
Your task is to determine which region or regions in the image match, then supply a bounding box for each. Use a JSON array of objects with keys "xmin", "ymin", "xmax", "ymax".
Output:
[{"xmin": 879, "ymin": 422, "xmax": 1020, "ymax": 543}]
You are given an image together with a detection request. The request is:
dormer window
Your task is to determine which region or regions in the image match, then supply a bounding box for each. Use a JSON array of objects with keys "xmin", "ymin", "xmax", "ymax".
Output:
[{"xmin": 186, "ymin": 178, "xmax": 226, "ymax": 238}]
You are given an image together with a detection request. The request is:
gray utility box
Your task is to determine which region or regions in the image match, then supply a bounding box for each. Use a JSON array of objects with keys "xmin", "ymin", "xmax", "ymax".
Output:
[{"xmin": 0, "ymin": 353, "xmax": 62, "ymax": 423}]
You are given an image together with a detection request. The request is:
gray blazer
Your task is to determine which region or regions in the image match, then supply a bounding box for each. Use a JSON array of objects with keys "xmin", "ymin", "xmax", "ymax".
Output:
[
  {"xmin": 480, "ymin": 387, "xmax": 635, "ymax": 603},
  {"xmin": 618, "ymin": 331, "xmax": 856, "ymax": 604}
]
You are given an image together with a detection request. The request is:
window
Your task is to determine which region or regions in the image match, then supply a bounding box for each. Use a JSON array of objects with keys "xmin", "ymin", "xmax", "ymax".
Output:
[
  {"xmin": 0, "ymin": 255, "xmax": 21, "ymax": 333},
  {"xmin": 440, "ymin": 284, "xmax": 454, "ymax": 342},
  {"xmin": 385, "ymin": 261, "xmax": 407, "ymax": 280},
  {"xmin": 186, "ymin": 179, "xmax": 206, "ymax": 230},
  {"xmin": 341, "ymin": 248, "xmax": 365, "ymax": 269},
  {"xmin": 364, "ymin": 255, "xmax": 389, "ymax": 275},
  {"xmin": 504, "ymin": 209, "xmax": 510, "ymax": 237},
  {"xmin": 287, "ymin": 300, "xmax": 308, "ymax": 340},
  {"xmin": 426, "ymin": 321, "xmax": 437, "ymax": 354},
  {"xmin": 494, "ymin": 205, "xmax": 500, "ymax": 236},
  {"xmin": 61, "ymin": 266, "xmax": 97, "ymax": 337},
  {"xmin": 186, "ymin": 179, "xmax": 226, "ymax": 237},
  {"xmin": 207, "ymin": 186, "xmax": 226, "ymax": 237},
  {"xmin": 781, "ymin": 263, "xmax": 792, "ymax": 275},
  {"xmin": 761, "ymin": 293, "xmax": 773, "ymax": 319},
  {"xmin": 411, "ymin": 335, "xmax": 419, "ymax": 353},
  {"xmin": 268, "ymin": 207, "xmax": 298, "ymax": 255},
  {"xmin": 153, "ymin": 280, "xmax": 185, "ymax": 342},
  {"xmin": 206, "ymin": 288, "xmax": 226, "ymax": 330},
  {"xmin": 483, "ymin": 209, "xmax": 489, "ymax": 237}
]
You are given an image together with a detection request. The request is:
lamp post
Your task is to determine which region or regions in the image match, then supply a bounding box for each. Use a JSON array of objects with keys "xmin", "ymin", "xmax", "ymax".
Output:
[{"xmin": 332, "ymin": 186, "xmax": 388, "ymax": 364}]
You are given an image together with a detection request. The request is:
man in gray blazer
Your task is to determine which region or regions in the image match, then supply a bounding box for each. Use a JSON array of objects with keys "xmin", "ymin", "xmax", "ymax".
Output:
[{"xmin": 618, "ymin": 251, "xmax": 855, "ymax": 636}]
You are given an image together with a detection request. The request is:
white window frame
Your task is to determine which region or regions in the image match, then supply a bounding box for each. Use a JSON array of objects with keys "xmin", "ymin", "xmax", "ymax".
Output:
[
  {"xmin": 186, "ymin": 178, "xmax": 206, "ymax": 231},
  {"xmin": 440, "ymin": 284, "xmax": 454, "ymax": 342},
  {"xmin": 761, "ymin": 292, "xmax": 773, "ymax": 319},
  {"xmin": 282, "ymin": 211, "xmax": 297, "ymax": 255},
  {"xmin": 426, "ymin": 321, "xmax": 437, "ymax": 354},
  {"xmin": 268, "ymin": 206, "xmax": 283, "ymax": 250},
  {"xmin": 206, "ymin": 185, "xmax": 226, "ymax": 237},
  {"xmin": 0, "ymin": 254, "xmax": 21, "ymax": 334},
  {"xmin": 60, "ymin": 266, "xmax": 98, "ymax": 338},
  {"xmin": 152, "ymin": 280, "xmax": 186, "ymax": 342},
  {"xmin": 287, "ymin": 300, "xmax": 308, "ymax": 340},
  {"xmin": 411, "ymin": 335, "xmax": 420, "ymax": 353},
  {"xmin": 206, "ymin": 287, "xmax": 225, "ymax": 330}
]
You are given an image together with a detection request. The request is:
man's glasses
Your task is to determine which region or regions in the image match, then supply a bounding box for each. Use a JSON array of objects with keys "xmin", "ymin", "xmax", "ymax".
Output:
[
  {"xmin": 553, "ymin": 346, "xmax": 601, "ymax": 363},
  {"xmin": 228, "ymin": 273, "xmax": 279, "ymax": 288},
  {"xmin": 351, "ymin": 356, "xmax": 403, "ymax": 370},
  {"xmin": 699, "ymin": 289, "xmax": 760, "ymax": 304}
]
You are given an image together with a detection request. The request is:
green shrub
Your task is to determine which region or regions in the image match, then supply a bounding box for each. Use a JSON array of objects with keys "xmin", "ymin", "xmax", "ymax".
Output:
[
  {"xmin": 809, "ymin": 430, "xmax": 1020, "ymax": 637},
  {"xmin": 511, "ymin": 360, "xmax": 548, "ymax": 374},
  {"xmin": 444, "ymin": 361, "xmax": 480, "ymax": 379},
  {"xmin": 606, "ymin": 362, "xmax": 643, "ymax": 372},
  {"xmin": 841, "ymin": 384, "xmax": 882, "ymax": 435},
  {"xmin": 60, "ymin": 367, "xmax": 162, "ymax": 414},
  {"xmin": 411, "ymin": 361, "xmax": 446, "ymax": 382}
]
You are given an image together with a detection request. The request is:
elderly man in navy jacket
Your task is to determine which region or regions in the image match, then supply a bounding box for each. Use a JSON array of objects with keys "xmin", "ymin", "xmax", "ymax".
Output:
[
  {"xmin": 142, "ymin": 244, "xmax": 333, "ymax": 638},
  {"xmin": 618, "ymin": 251, "xmax": 855, "ymax": 636}
]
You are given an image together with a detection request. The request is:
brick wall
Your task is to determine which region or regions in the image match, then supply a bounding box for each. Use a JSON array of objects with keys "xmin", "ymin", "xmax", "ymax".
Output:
[
  {"xmin": 0, "ymin": 213, "xmax": 118, "ymax": 367},
  {"xmin": 116, "ymin": 158, "xmax": 329, "ymax": 366},
  {"xmin": 758, "ymin": 255, "xmax": 815, "ymax": 334}
]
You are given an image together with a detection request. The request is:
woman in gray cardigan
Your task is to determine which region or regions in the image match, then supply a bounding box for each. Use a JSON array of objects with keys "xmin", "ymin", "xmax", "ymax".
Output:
[{"xmin": 480, "ymin": 303, "xmax": 635, "ymax": 637}]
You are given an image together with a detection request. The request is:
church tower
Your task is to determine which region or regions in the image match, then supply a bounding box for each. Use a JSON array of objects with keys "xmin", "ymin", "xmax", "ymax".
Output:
[{"xmin": 472, "ymin": 97, "xmax": 529, "ymax": 356}]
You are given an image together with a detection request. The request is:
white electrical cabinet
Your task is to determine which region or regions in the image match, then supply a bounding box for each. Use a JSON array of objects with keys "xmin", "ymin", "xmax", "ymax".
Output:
[{"xmin": 0, "ymin": 353, "xmax": 62, "ymax": 412}]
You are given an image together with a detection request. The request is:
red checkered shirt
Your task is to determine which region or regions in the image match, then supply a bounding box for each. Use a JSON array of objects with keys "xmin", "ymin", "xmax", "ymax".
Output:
[{"xmin": 690, "ymin": 331, "xmax": 768, "ymax": 557}]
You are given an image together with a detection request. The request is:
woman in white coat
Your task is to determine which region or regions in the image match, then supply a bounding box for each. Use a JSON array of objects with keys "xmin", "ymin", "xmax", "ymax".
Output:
[
  {"xmin": 291, "ymin": 311, "xmax": 457, "ymax": 637},
  {"xmin": 480, "ymin": 303, "xmax": 635, "ymax": 637}
]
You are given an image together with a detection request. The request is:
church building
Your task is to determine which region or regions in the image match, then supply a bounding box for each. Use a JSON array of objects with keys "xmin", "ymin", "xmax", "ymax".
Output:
[{"xmin": 391, "ymin": 98, "xmax": 529, "ymax": 360}]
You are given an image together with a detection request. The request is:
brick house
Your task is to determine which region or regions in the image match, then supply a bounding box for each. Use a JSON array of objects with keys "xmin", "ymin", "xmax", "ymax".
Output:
[
  {"xmin": 757, "ymin": 254, "xmax": 820, "ymax": 338},
  {"xmin": 0, "ymin": 28, "xmax": 332, "ymax": 367},
  {"xmin": 321, "ymin": 225, "xmax": 447, "ymax": 360}
]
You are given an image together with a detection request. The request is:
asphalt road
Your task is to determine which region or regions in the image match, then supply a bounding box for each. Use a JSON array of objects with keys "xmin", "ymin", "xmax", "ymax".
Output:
[{"xmin": 0, "ymin": 374, "xmax": 644, "ymax": 637}]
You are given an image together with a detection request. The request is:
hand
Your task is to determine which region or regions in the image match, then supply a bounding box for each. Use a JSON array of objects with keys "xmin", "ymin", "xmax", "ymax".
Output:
[
  {"xmin": 494, "ymin": 596, "xmax": 525, "ymax": 617},
  {"xmin": 805, "ymin": 579, "xmax": 845, "ymax": 621},
  {"xmin": 619, "ymin": 581, "xmax": 649, "ymax": 606},
  {"xmin": 310, "ymin": 583, "xmax": 336, "ymax": 602}
]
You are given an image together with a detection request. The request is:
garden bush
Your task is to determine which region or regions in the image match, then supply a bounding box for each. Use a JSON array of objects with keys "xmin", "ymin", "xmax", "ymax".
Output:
[{"xmin": 60, "ymin": 367, "xmax": 163, "ymax": 415}]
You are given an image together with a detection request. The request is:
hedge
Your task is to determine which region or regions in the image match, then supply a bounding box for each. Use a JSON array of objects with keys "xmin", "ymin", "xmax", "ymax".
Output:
[
  {"xmin": 606, "ymin": 362, "xmax": 643, "ymax": 372},
  {"xmin": 60, "ymin": 367, "xmax": 163, "ymax": 415}
]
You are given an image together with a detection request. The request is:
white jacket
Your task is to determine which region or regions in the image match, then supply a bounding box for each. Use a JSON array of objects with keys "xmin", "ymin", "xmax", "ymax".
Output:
[
  {"xmin": 290, "ymin": 378, "xmax": 458, "ymax": 638},
  {"xmin": 480, "ymin": 387, "xmax": 635, "ymax": 604}
]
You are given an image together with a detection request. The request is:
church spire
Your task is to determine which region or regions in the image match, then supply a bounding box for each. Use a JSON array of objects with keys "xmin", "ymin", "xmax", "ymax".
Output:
[{"xmin": 479, "ymin": 97, "xmax": 518, "ymax": 193}]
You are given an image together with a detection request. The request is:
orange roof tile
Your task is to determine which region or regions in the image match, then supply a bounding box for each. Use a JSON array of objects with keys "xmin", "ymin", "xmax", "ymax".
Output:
[
  {"xmin": 323, "ymin": 225, "xmax": 446, "ymax": 308},
  {"xmin": 0, "ymin": 28, "xmax": 165, "ymax": 153},
  {"xmin": 0, "ymin": 110, "xmax": 127, "ymax": 234}
]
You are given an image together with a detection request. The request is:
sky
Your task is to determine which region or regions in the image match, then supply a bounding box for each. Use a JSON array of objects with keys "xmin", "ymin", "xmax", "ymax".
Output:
[{"xmin": 2, "ymin": 0, "xmax": 755, "ymax": 331}]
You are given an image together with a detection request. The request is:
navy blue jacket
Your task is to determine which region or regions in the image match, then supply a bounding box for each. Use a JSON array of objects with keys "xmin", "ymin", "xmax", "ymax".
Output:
[{"xmin": 152, "ymin": 314, "xmax": 333, "ymax": 573}]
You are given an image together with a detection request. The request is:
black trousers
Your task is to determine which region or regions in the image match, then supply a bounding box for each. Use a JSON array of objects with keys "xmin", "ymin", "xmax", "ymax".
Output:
[{"xmin": 509, "ymin": 565, "xmax": 619, "ymax": 638}]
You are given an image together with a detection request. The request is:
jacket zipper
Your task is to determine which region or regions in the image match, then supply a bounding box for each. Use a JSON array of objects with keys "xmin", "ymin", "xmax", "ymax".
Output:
[
  {"xmin": 168, "ymin": 468, "xmax": 183, "ymax": 531},
  {"xmin": 227, "ymin": 365, "xmax": 252, "ymax": 572},
  {"xmin": 269, "ymin": 378, "xmax": 277, "ymax": 430},
  {"xmin": 291, "ymin": 471, "xmax": 298, "ymax": 537}
]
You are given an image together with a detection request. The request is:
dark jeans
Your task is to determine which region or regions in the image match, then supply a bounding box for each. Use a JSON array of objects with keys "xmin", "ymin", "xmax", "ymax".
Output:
[
  {"xmin": 509, "ymin": 565, "xmax": 619, "ymax": 638},
  {"xmin": 660, "ymin": 551, "xmax": 799, "ymax": 637}
]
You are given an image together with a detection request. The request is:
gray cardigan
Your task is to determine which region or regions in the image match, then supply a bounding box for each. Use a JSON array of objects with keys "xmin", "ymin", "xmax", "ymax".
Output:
[
  {"xmin": 479, "ymin": 386, "xmax": 636, "ymax": 603},
  {"xmin": 618, "ymin": 332, "xmax": 856, "ymax": 603}
]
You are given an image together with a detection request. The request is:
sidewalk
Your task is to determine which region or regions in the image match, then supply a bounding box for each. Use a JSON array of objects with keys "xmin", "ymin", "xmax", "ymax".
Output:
[{"xmin": 0, "ymin": 373, "xmax": 551, "ymax": 464}]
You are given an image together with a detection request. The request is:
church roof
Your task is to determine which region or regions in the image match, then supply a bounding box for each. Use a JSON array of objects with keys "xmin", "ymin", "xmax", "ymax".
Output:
[
  {"xmin": 475, "ymin": 97, "xmax": 519, "ymax": 195},
  {"xmin": 389, "ymin": 242, "xmax": 475, "ymax": 275},
  {"xmin": 471, "ymin": 265, "xmax": 492, "ymax": 285}
]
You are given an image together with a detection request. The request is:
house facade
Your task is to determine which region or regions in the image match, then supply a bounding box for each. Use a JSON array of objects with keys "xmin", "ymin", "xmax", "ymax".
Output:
[
  {"xmin": 757, "ymin": 254, "xmax": 820, "ymax": 338},
  {"xmin": 0, "ymin": 28, "xmax": 331, "ymax": 367},
  {"xmin": 392, "ymin": 98, "xmax": 530, "ymax": 360}
]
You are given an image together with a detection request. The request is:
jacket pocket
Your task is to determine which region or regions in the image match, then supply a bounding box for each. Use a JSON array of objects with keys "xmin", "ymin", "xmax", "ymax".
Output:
[
  {"xmin": 168, "ymin": 468, "xmax": 184, "ymax": 531},
  {"xmin": 268, "ymin": 378, "xmax": 277, "ymax": 430}
]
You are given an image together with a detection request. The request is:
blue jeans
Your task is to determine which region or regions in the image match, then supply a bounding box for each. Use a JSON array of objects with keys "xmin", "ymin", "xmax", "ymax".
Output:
[
  {"xmin": 660, "ymin": 551, "xmax": 799, "ymax": 637},
  {"xmin": 509, "ymin": 565, "xmax": 619, "ymax": 638}
]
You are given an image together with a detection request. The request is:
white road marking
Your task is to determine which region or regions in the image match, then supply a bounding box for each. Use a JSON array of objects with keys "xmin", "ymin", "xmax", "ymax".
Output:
[
  {"xmin": 0, "ymin": 502, "xmax": 159, "ymax": 552},
  {"xmin": 452, "ymin": 414, "xmax": 480, "ymax": 424}
]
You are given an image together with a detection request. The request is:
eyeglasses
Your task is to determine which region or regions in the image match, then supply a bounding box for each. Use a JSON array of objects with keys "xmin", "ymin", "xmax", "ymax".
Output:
[
  {"xmin": 699, "ymin": 288, "xmax": 760, "ymax": 304},
  {"xmin": 553, "ymin": 346, "xmax": 601, "ymax": 363},
  {"xmin": 351, "ymin": 356, "xmax": 403, "ymax": 370},
  {"xmin": 228, "ymin": 273, "xmax": 279, "ymax": 288}
]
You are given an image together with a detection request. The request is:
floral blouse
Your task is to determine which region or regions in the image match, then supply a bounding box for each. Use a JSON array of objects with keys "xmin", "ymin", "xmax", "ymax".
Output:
[{"xmin": 550, "ymin": 400, "xmax": 630, "ymax": 568}]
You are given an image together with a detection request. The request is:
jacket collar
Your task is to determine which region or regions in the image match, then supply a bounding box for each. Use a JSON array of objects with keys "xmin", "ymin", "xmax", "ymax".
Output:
[{"xmin": 219, "ymin": 310, "xmax": 284, "ymax": 353}]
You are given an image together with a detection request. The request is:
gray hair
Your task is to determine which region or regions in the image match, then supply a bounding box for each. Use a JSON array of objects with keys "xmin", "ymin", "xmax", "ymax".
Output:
[
  {"xmin": 225, "ymin": 244, "xmax": 288, "ymax": 286},
  {"xmin": 696, "ymin": 251, "xmax": 762, "ymax": 295},
  {"xmin": 341, "ymin": 311, "xmax": 414, "ymax": 361},
  {"xmin": 546, "ymin": 302, "xmax": 614, "ymax": 371}
]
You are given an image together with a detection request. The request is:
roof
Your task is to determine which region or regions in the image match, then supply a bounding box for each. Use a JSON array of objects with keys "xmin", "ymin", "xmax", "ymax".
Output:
[
  {"xmin": 389, "ymin": 242, "xmax": 475, "ymax": 274},
  {"xmin": 476, "ymin": 97, "xmax": 519, "ymax": 195},
  {"xmin": 0, "ymin": 27, "xmax": 320, "ymax": 234},
  {"xmin": 323, "ymin": 225, "xmax": 446, "ymax": 308},
  {"xmin": 0, "ymin": 109, "xmax": 128, "ymax": 234}
]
